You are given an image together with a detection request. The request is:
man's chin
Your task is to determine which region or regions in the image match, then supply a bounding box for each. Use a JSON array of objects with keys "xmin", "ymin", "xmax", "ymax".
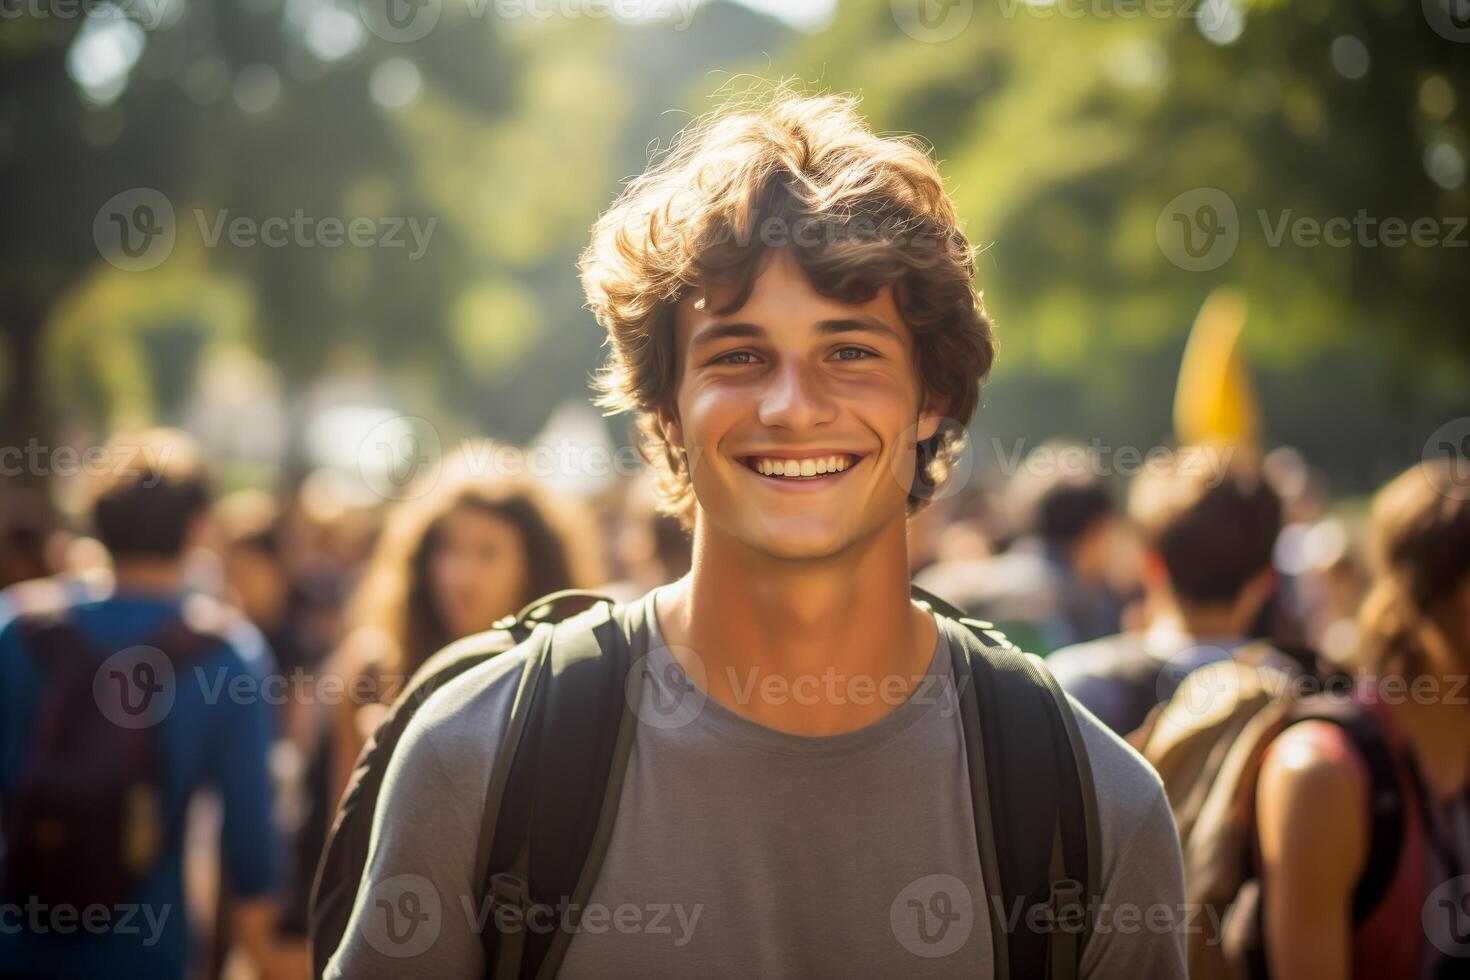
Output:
[{"xmin": 734, "ymin": 516, "xmax": 857, "ymax": 562}]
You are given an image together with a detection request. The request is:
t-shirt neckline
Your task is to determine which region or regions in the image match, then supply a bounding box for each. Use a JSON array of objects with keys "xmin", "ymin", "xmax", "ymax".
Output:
[{"xmin": 638, "ymin": 585, "xmax": 954, "ymax": 758}]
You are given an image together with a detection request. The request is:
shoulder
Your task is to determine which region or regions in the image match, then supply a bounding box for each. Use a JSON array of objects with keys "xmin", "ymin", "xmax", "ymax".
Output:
[
  {"xmin": 1254, "ymin": 718, "xmax": 1371, "ymax": 890},
  {"xmin": 179, "ymin": 592, "xmax": 277, "ymax": 678},
  {"xmin": 1066, "ymin": 690, "xmax": 1171, "ymax": 831},
  {"xmin": 389, "ymin": 635, "xmax": 536, "ymax": 779},
  {"xmin": 1257, "ymin": 718, "xmax": 1371, "ymax": 818}
]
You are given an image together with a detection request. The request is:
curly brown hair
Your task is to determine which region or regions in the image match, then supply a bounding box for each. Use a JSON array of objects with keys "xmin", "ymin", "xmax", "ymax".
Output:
[{"xmin": 579, "ymin": 86, "xmax": 996, "ymax": 529}]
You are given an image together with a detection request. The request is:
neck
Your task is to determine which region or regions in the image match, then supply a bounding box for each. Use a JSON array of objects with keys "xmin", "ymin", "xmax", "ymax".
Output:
[
  {"xmin": 1385, "ymin": 667, "xmax": 1470, "ymax": 799},
  {"xmin": 112, "ymin": 557, "xmax": 186, "ymax": 595},
  {"xmin": 656, "ymin": 513, "xmax": 936, "ymax": 736},
  {"xmin": 1146, "ymin": 589, "xmax": 1249, "ymax": 640}
]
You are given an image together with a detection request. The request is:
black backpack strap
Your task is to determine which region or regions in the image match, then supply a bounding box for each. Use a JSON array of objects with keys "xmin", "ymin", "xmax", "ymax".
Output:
[
  {"xmin": 938, "ymin": 615, "xmax": 1100, "ymax": 980},
  {"xmin": 477, "ymin": 599, "xmax": 640, "ymax": 979}
]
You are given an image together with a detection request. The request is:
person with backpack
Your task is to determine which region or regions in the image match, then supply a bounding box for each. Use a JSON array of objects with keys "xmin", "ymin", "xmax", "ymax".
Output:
[
  {"xmin": 1134, "ymin": 459, "xmax": 1470, "ymax": 978},
  {"xmin": 0, "ymin": 429, "xmax": 306, "ymax": 979},
  {"xmin": 321, "ymin": 88, "xmax": 1187, "ymax": 979},
  {"xmin": 1048, "ymin": 449, "xmax": 1283, "ymax": 739},
  {"xmin": 1252, "ymin": 460, "xmax": 1470, "ymax": 978}
]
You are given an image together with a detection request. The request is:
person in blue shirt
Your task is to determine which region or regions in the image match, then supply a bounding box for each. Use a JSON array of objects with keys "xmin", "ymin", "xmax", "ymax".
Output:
[{"xmin": 0, "ymin": 429, "xmax": 307, "ymax": 979}]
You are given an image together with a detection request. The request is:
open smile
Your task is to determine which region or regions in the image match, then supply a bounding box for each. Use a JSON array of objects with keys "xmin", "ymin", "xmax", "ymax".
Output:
[{"xmin": 738, "ymin": 452, "xmax": 865, "ymax": 485}]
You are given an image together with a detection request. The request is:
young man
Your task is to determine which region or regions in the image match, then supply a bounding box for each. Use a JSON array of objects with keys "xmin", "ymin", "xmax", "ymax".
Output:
[
  {"xmin": 0, "ymin": 430, "xmax": 304, "ymax": 979},
  {"xmin": 1048, "ymin": 451, "xmax": 1282, "ymax": 738},
  {"xmin": 326, "ymin": 91, "xmax": 1186, "ymax": 977}
]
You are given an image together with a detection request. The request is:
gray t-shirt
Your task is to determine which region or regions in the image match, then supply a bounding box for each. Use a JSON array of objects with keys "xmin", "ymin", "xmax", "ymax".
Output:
[{"xmin": 327, "ymin": 587, "xmax": 1187, "ymax": 978}]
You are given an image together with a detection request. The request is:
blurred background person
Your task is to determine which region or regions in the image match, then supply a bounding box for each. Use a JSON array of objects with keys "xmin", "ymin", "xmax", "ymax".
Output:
[
  {"xmin": 600, "ymin": 468, "xmax": 692, "ymax": 604},
  {"xmin": 1254, "ymin": 460, "xmax": 1470, "ymax": 979},
  {"xmin": 915, "ymin": 441, "xmax": 1127, "ymax": 653},
  {"xmin": 0, "ymin": 429, "xmax": 305, "ymax": 980},
  {"xmin": 1048, "ymin": 446, "xmax": 1283, "ymax": 738},
  {"xmin": 323, "ymin": 444, "xmax": 602, "ymax": 804},
  {"xmin": 215, "ymin": 490, "xmax": 336, "ymax": 947}
]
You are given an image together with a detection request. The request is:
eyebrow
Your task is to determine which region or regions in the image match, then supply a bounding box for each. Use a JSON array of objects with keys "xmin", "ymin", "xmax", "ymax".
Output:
[{"xmin": 688, "ymin": 316, "xmax": 902, "ymax": 352}]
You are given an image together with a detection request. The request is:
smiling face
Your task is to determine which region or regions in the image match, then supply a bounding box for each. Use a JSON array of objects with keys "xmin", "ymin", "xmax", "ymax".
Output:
[{"xmin": 661, "ymin": 249, "xmax": 947, "ymax": 561}]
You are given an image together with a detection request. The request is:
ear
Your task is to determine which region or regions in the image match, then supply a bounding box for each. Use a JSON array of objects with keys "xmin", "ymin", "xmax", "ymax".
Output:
[
  {"xmin": 916, "ymin": 393, "xmax": 952, "ymax": 443},
  {"xmin": 657, "ymin": 404, "xmax": 684, "ymax": 454}
]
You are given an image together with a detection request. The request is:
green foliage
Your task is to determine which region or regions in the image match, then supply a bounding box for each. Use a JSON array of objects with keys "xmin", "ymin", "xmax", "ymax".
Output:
[{"xmin": 1, "ymin": 0, "xmax": 1464, "ymax": 491}]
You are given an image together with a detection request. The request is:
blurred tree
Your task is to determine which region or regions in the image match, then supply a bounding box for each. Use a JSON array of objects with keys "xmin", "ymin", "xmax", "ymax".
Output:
[{"xmin": 782, "ymin": 0, "xmax": 1469, "ymax": 487}]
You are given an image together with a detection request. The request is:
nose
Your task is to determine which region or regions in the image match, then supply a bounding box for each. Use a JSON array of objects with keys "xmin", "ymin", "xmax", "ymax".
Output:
[{"xmin": 756, "ymin": 360, "xmax": 837, "ymax": 431}]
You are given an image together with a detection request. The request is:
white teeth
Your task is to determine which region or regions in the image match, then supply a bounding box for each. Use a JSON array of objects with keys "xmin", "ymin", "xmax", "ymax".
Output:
[{"xmin": 750, "ymin": 455, "xmax": 855, "ymax": 478}]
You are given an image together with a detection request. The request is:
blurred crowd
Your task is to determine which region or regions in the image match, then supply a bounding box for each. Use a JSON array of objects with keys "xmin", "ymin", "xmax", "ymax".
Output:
[{"xmin": 0, "ymin": 425, "xmax": 1466, "ymax": 978}]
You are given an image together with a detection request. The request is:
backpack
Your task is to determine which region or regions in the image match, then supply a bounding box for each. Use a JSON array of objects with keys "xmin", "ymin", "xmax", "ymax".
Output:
[
  {"xmin": 2, "ymin": 607, "xmax": 218, "ymax": 909},
  {"xmin": 1131, "ymin": 647, "xmax": 1405, "ymax": 980},
  {"xmin": 310, "ymin": 586, "xmax": 1101, "ymax": 980}
]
